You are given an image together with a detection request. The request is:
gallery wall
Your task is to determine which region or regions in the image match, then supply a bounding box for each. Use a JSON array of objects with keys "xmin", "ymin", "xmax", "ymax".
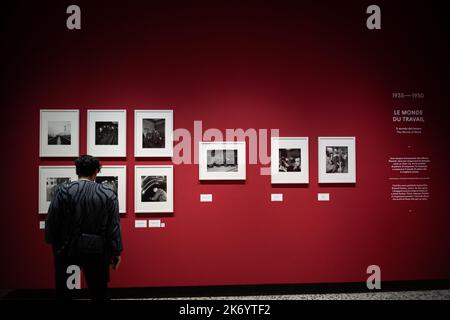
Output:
[{"xmin": 1, "ymin": 0, "xmax": 449, "ymax": 289}]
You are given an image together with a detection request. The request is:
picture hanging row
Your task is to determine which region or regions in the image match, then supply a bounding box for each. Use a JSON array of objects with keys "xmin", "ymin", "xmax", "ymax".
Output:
[
  {"xmin": 39, "ymin": 165, "xmax": 173, "ymax": 214},
  {"xmin": 197, "ymin": 138, "xmax": 356, "ymax": 184},
  {"xmin": 271, "ymin": 137, "xmax": 356, "ymax": 184},
  {"xmin": 40, "ymin": 109, "xmax": 173, "ymax": 158},
  {"xmin": 39, "ymin": 110, "xmax": 356, "ymax": 185},
  {"xmin": 37, "ymin": 138, "xmax": 356, "ymax": 214}
]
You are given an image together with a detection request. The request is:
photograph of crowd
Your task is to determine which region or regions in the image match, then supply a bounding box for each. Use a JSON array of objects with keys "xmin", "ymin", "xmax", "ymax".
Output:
[
  {"xmin": 325, "ymin": 146, "xmax": 348, "ymax": 173},
  {"xmin": 95, "ymin": 121, "xmax": 119, "ymax": 145},
  {"xmin": 142, "ymin": 119, "xmax": 165, "ymax": 148}
]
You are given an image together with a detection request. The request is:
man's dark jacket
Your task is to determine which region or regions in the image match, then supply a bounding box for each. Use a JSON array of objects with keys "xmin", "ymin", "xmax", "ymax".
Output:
[{"xmin": 45, "ymin": 180, "xmax": 123, "ymax": 257}]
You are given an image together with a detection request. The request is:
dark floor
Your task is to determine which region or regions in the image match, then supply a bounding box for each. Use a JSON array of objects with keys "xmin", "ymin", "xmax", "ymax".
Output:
[
  {"xmin": 2, "ymin": 280, "xmax": 450, "ymax": 300},
  {"xmin": 2, "ymin": 289, "xmax": 449, "ymax": 300},
  {"xmin": 153, "ymin": 290, "xmax": 450, "ymax": 300}
]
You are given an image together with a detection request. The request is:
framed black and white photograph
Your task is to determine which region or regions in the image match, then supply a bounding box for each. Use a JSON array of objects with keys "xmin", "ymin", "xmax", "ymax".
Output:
[
  {"xmin": 87, "ymin": 110, "xmax": 127, "ymax": 157},
  {"xmin": 39, "ymin": 110, "xmax": 79, "ymax": 157},
  {"xmin": 271, "ymin": 137, "xmax": 309, "ymax": 184},
  {"xmin": 134, "ymin": 165, "xmax": 173, "ymax": 213},
  {"xmin": 39, "ymin": 166, "xmax": 78, "ymax": 214},
  {"xmin": 96, "ymin": 165, "xmax": 127, "ymax": 213},
  {"xmin": 199, "ymin": 141, "xmax": 246, "ymax": 180},
  {"xmin": 134, "ymin": 110, "xmax": 173, "ymax": 157},
  {"xmin": 318, "ymin": 137, "xmax": 356, "ymax": 183}
]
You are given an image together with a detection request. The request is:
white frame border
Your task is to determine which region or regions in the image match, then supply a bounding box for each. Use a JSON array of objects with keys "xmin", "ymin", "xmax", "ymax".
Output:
[
  {"xmin": 271, "ymin": 137, "xmax": 309, "ymax": 184},
  {"xmin": 87, "ymin": 109, "xmax": 127, "ymax": 157},
  {"xmin": 199, "ymin": 141, "xmax": 246, "ymax": 181},
  {"xmin": 39, "ymin": 109, "xmax": 79, "ymax": 157},
  {"xmin": 318, "ymin": 136, "xmax": 356, "ymax": 184},
  {"xmin": 134, "ymin": 165, "xmax": 174, "ymax": 213},
  {"xmin": 134, "ymin": 110, "xmax": 173, "ymax": 157}
]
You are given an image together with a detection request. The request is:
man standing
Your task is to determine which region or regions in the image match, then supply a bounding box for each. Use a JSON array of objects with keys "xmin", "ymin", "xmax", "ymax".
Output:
[{"xmin": 45, "ymin": 155, "xmax": 123, "ymax": 300}]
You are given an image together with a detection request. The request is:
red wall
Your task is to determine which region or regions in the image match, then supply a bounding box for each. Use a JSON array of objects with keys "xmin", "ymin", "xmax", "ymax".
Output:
[{"xmin": 1, "ymin": 1, "xmax": 449, "ymax": 289}]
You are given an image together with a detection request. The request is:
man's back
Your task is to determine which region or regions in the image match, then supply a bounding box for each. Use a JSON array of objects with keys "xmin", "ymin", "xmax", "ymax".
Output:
[{"xmin": 45, "ymin": 180, "xmax": 122, "ymax": 258}]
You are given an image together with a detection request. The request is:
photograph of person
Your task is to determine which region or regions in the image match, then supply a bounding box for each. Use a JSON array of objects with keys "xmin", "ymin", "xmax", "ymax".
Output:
[{"xmin": 279, "ymin": 148, "xmax": 301, "ymax": 172}]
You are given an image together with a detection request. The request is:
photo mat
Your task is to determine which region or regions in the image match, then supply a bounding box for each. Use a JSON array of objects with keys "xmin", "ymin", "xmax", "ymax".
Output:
[
  {"xmin": 40, "ymin": 110, "xmax": 79, "ymax": 157},
  {"xmin": 199, "ymin": 142, "xmax": 246, "ymax": 180},
  {"xmin": 87, "ymin": 110, "xmax": 127, "ymax": 157},
  {"xmin": 271, "ymin": 137, "xmax": 309, "ymax": 184},
  {"xmin": 135, "ymin": 110, "xmax": 173, "ymax": 157},
  {"xmin": 318, "ymin": 137, "xmax": 356, "ymax": 184},
  {"xmin": 134, "ymin": 165, "xmax": 173, "ymax": 213}
]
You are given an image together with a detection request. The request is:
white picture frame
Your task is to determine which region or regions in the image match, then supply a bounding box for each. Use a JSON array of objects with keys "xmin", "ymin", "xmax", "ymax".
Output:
[
  {"xmin": 135, "ymin": 165, "xmax": 174, "ymax": 213},
  {"xmin": 199, "ymin": 141, "xmax": 246, "ymax": 180},
  {"xmin": 87, "ymin": 109, "xmax": 127, "ymax": 157},
  {"xmin": 39, "ymin": 166, "xmax": 77, "ymax": 214},
  {"xmin": 39, "ymin": 109, "xmax": 79, "ymax": 157},
  {"xmin": 96, "ymin": 165, "xmax": 127, "ymax": 213},
  {"xmin": 271, "ymin": 137, "xmax": 309, "ymax": 184},
  {"xmin": 134, "ymin": 110, "xmax": 173, "ymax": 157},
  {"xmin": 318, "ymin": 137, "xmax": 356, "ymax": 184}
]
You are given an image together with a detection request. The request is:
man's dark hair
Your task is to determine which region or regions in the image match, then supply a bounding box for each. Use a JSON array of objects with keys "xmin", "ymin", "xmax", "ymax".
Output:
[{"xmin": 75, "ymin": 155, "xmax": 101, "ymax": 177}]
